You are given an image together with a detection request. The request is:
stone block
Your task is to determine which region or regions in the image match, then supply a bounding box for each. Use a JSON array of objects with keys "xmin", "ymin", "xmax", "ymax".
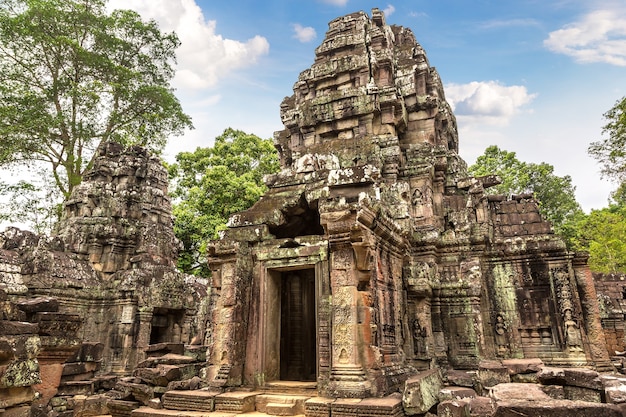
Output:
[
  {"xmin": 438, "ymin": 386, "xmax": 477, "ymax": 401},
  {"xmin": 214, "ymin": 390, "xmax": 261, "ymax": 412},
  {"xmin": 446, "ymin": 370, "xmax": 476, "ymax": 388},
  {"xmin": 402, "ymin": 369, "xmax": 443, "ymax": 415},
  {"xmin": 107, "ymin": 399, "xmax": 139, "ymax": 417},
  {"xmin": 541, "ymin": 384, "xmax": 565, "ymax": 399},
  {"xmin": 2, "ymin": 405, "xmax": 31, "ymax": 417},
  {"xmin": 468, "ymin": 396, "xmax": 495, "ymax": 417},
  {"xmin": 477, "ymin": 361, "xmax": 510, "ymax": 391},
  {"xmin": 493, "ymin": 399, "xmax": 622, "ymax": 417},
  {"xmin": 67, "ymin": 342, "xmax": 104, "ymax": 363},
  {"xmin": 133, "ymin": 365, "xmax": 181, "ymax": 386},
  {"xmin": 57, "ymin": 380, "xmax": 94, "ymax": 396},
  {"xmin": 0, "ymin": 358, "xmax": 40, "ymax": 388},
  {"xmin": 62, "ymin": 361, "xmax": 100, "ymax": 376},
  {"xmin": 437, "ymin": 399, "xmax": 471, "ymax": 417},
  {"xmin": 537, "ymin": 367, "xmax": 602, "ymax": 390},
  {"xmin": 356, "ymin": 394, "xmax": 404, "ymax": 417},
  {"xmin": 16, "ymin": 297, "xmax": 59, "ymax": 313},
  {"xmin": 266, "ymin": 402, "xmax": 298, "ymax": 416},
  {"xmin": 501, "ymin": 358, "xmax": 543, "ymax": 375},
  {"xmin": 304, "ymin": 396, "xmax": 333, "ymax": 417},
  {"xmin": 0, "ymin": 321, "xmax": 38, "ymax": 335},
  {"xmin": 161, "ymin": 389, "xmax": 218, "ymax": 411},
  {"xmin": 604, "ymin": 378, "xmax": 626, "ymax": 404},
  {"xmin": 34, "ymin": 362, "xmax": 63, "ymax": 402},
  {"xmin": 489, "ymin": 383, "xmax": 551, "ymax": 402},
  {"xmin": 68, "ymin": 394, "xmax": 109, "ymax": 417},
  {"xmin": 563, "ymin": 385, "xmax": 601, "ymax": 403},
  {"xmin": 0, "ymin": 386, "xmax": 35, "ymax": 409}
]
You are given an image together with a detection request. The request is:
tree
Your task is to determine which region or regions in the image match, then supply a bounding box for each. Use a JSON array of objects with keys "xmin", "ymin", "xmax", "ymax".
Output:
[
  {"xmin": 588, "ymin": 96, "xmax": 626, "ymax": 182},
  {"xmin": 468, "ymin": 145, "xmax": 583, "ymax": 243},
  {"xmin": 168, "ymin": 128, "xmax": 280, "ymax": 275},
  {"xmin": 0, "ymin": 0, "xmax": 192, "ymax": 211}
]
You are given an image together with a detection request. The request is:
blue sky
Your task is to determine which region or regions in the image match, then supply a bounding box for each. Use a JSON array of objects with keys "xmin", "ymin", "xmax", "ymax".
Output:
[{"xmin": 109, "ymin": 0, "xmax": 626, "ymax": 212}]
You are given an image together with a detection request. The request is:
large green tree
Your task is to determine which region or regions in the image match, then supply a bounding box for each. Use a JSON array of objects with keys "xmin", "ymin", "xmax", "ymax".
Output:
[
  {"xmin": 0, "ymin": 0, "xmax": 192, "ymax": 223},
  {"xmin": 468, "ymin": 145, "xmax": 583, "ymax": 243},
  {"xmin": 588, "ymin": 96, "xmax": 626, "ymax": 182},
  {"xmin": 168, "ymin": 128, "xmax": 280, "ymax": 275}
]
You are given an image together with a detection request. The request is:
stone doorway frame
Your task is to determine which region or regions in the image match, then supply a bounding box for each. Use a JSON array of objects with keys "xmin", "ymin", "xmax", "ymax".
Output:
[{"xmin": 263, "ymin": 265, "xmax": 318, "ymax": 383}]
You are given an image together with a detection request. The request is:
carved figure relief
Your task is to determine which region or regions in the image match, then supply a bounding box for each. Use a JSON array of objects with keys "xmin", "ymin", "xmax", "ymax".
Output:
[
  {"xmin": 412, "ymin": 318, "xmax": 427, "ymax": 356},
  {"xmin": 564, "ymin": 309, "xmax": 583, "ymax": 352},
  {"xmin": 494, "ymin": 313, "xmax": 509, "ymax": 356}
]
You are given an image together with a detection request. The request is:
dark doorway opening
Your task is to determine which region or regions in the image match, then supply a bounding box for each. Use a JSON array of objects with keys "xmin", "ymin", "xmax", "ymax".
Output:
[
  {"xmin": 280, "ymin": 269, "xmax": 316, "ymax": 381},
  {"xmin": 150, "ymin": 308, "xmax": 184, "ymax": 344}
]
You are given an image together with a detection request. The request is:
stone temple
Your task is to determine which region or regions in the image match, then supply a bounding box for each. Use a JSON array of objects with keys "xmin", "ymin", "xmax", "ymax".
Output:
[
  {"xmin": 3, "ymin": 7, "xmax": 626, "ymax": 417},
  {"xmin": 205, "ymin": 7, "xmax": 609, "ymax": 397}
]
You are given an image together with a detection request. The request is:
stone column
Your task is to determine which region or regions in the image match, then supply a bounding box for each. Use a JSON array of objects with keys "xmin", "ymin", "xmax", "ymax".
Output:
[
  {"xmin": 327, "ymin": 240, "xmax": 371, "ymax": 397},
  {"xmin": 572, "ymin": 253, "xmax": 612, "ymax": 370}
]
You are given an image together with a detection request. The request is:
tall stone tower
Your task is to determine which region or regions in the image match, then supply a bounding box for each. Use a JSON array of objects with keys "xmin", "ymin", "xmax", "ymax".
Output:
[{"xmin": 206, "ymin": 9, "xmax": 610, "ymax": 398}]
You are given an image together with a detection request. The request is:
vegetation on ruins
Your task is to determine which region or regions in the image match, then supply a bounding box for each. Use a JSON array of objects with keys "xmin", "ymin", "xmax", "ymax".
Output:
[
  {"xmin": 168, "ymin": 128, "xmax": 280, "ymax": 275},
  {"xmin": 468, "ymin": 145, "xmax": 584, "ymax": 245},
  {"xmin": 0, "ymin": 0, "xmax": 192, "ymax": 230}
]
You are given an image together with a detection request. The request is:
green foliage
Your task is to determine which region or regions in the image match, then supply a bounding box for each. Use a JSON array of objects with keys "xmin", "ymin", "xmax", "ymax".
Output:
[
  {"xmin": 0, "ymin": 170, "xmax": 61, "ymax": 234},
  {"xmin": 469, "ymin": 145, "xmax": 583, "ymax": 245},
  {"xmin": 168, "ymin": 128, "xmax": 280, "ymax": 275},
  {"xmin": 0, "ymin": 0, "xmax": 192, "ymax": 209},
  {"xmin": 569, "ymin": 204, "xmax": 626, "ymax": 273},
  {"xmin": 588, "ymin": 97, "xmax": 626, "ymax": 182}
]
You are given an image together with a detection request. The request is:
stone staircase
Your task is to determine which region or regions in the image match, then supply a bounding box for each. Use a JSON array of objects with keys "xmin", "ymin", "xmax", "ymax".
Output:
[{"xmin": 130, "ymin": 384, "xmax": 403, "ymax": 417}]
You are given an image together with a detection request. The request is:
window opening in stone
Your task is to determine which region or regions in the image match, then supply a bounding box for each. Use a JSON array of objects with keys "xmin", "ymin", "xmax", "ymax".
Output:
[
  {"xmin": 280, "ymin": 268, "xmax": 316, "ymax": 381},
  {"xmin": 270, "ymin": 195, "xmax": 325, "ymax": 239},
  {"xmin": 150, "ymin": 308, "xmax": 184, "ymax": 345}
]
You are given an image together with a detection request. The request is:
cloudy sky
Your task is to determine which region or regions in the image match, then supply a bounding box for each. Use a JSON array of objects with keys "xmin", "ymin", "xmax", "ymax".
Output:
[{"xmin": 108, "ymin": 0, "xmax": 626, "ymax": 212}]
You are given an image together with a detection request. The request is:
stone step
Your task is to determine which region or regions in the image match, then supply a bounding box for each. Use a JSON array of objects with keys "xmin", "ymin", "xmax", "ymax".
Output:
[
  {"xmin": 262, "ymin": 381, "xmax": 317, "ymax": 395},
  {"xmin": 131, "ymin": 407, "xmax": 227, "ymax": 417},
  {"xmin": 255, "ymin": 394, "xmax": 310, "ymax": 415},
  {"xmin": 162, "ymin": 389, "xmax": 221, "ymax": 411},
  {"xmin": 214, "ymin": 391, "xmax": 263, "ymax": 413}
]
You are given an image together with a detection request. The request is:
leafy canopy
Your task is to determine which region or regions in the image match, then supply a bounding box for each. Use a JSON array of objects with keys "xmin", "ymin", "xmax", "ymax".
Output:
[
  {"xmin": 588, "ymin": 96, "xmax": 626, "ymax": 183},
  {"xmin": 0, "ymin": 0, "xmax": 192, "ymax": 217},
  {"xmin": 468, "ymin": 145, "xmax": 583, "ymax": 243},
  {"xmin": 168, "ymin": 128, "xmax": 280, "ymax": 275}
]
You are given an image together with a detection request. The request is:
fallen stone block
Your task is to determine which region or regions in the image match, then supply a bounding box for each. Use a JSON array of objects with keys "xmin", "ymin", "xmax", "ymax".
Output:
[
  {"xmin": 562, "ymin": 385, "xmax": 601, "ymax": 403},
  {"xmin": 501, "ymin": 358, "xmax": 543, "ymax": 375},
  {"xmin": 493, "ymin": 399, "xmax": 622, "ymax": 417},
  {"xmin": 468, "ymin": 396, "xmax": 495, "ymax": 417},
  {"xmin": 437, "ymin": 399, "xmax": 471, "ymax": 417},
  {"xmin": 402, "ymin": 369, "xmax": 443, "ymax": 415},
  {"xmin": 446, "ymin": 370, "xmax": 476, "ymax": 388},
  {"xmin": 537, "ymin": 366, "xmax": 602, "ymax": 390},
  {"xmin": 489, "ymin": 383, "xmax": 551, "ymax": 402},
  {"xmin": 438, "ymin": 386, "xmax": 477, "ymax": 401},
  {"xmin": 478, "ymin": 361, "xmax": 510, "ymax": 391}
]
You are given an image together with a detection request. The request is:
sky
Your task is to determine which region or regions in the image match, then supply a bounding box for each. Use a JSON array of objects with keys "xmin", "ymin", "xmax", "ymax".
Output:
[{"xmin": 105, "ymin": 0, "xmax": 626, "ymax": 212}]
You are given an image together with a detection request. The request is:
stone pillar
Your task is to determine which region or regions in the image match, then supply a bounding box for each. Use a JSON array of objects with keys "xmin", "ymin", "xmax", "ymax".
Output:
[
  {"xmin": 572, "ymin": 253, "xmax": 613, "ymax": 370},
  {"xmin": 327, "ymin": 241, "xmax": 371, "ymax": 397}
]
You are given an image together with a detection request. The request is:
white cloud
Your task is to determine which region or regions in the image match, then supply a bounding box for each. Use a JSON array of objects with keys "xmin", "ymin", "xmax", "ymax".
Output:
[
  {"xmin": 544, "ymin": 8, "xmax": 626, "ymax": 66},
  {"xmin": 292, "ymin": 24, "xmax": 317, "ymax": 43},
  {"xmin": 445, "ymin": 81, "xmax": 537, "ymax": 125},
  {"xmin": 107, "ymin": 0, "xmax": 270, "ymax": 90},
  {"xmin": 383, "ymin": 5, "xmax": 395, "ymax": 17}
]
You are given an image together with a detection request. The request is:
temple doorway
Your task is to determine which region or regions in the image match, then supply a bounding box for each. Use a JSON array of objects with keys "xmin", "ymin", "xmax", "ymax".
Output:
[{"xmin": 279, "ymin": 268, "xmax": 316, "ymax": 381}]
